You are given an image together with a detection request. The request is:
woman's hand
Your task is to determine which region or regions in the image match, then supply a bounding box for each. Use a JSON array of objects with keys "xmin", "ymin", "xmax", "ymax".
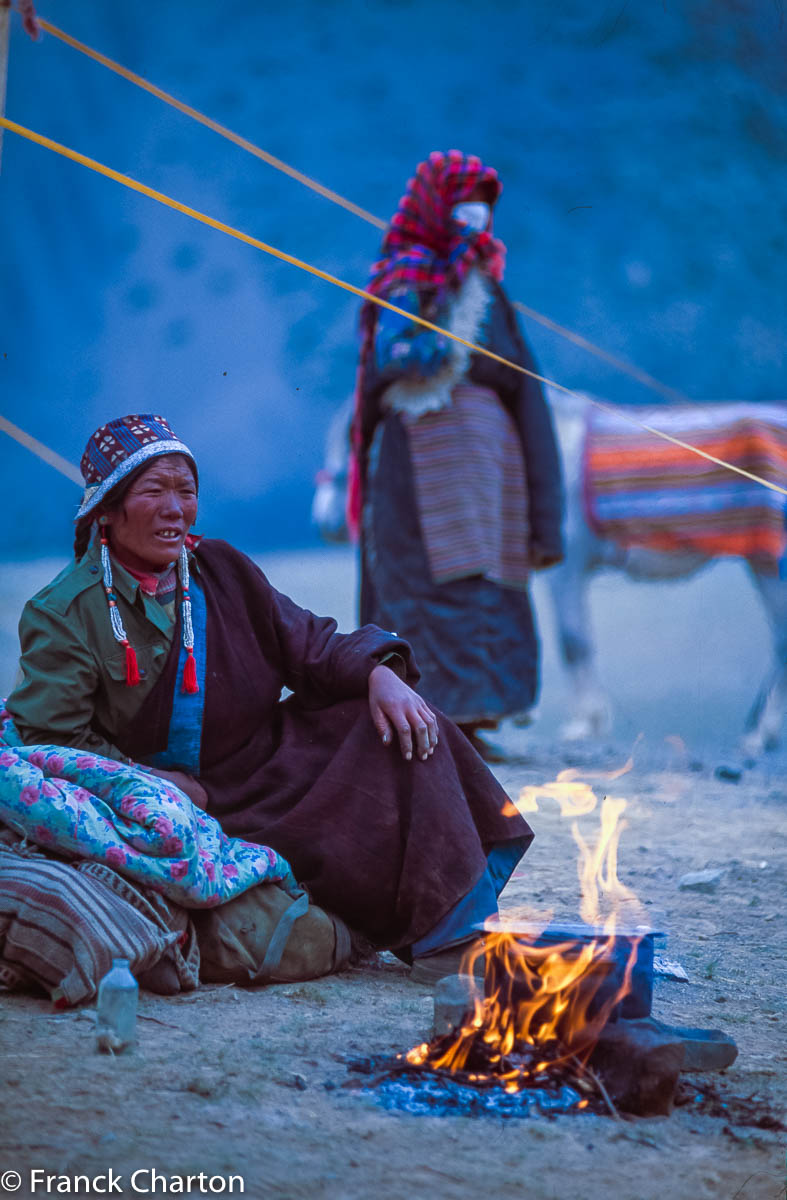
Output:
[
  {"xmin": 147, "ymin": 766, "xmax": 209, "ymax": 811},
  {"xmin": 368, "ymin": 664, "xmax": 439, "ymax": 761}
]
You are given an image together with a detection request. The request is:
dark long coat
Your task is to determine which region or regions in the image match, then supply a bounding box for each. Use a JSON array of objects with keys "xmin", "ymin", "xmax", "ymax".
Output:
[
  {"xmin": 121, "ymin": 540, "xmax": 533, "ymax": 949},
  {"xmin": 358, "ymin": 282, "xmax": 564, "ymax": 723}
]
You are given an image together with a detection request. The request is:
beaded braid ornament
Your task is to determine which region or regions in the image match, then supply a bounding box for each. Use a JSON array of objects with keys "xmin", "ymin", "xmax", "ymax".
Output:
[
  {"xmin": 178, "ymin": 543, "xmax": 199, "ymax": 694},
  {"xmin": 99, "ymin": 527, "xmax": 199, "ymax": 693}
]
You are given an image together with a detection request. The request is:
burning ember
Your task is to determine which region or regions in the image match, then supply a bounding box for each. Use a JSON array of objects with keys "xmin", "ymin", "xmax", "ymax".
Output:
[
  {"xmin": 353, "ymin": 761, "xmax": 667, "ymax": 1119},
  {"xmin": 347, "ymin": 1045, "xmax": 599, "ymax": 1118}
]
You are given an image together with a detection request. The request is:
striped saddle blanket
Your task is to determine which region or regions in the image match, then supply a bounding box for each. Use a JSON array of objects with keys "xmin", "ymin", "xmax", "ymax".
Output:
[{"xmin": 583, "ymin": 403, "xmax": 787, "ymax": 563}]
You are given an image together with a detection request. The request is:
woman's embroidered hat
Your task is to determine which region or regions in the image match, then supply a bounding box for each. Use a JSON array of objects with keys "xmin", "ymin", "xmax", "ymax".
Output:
[{"xmin": 76, "ymin": 414, "xmax": 197, "ymax": 520}]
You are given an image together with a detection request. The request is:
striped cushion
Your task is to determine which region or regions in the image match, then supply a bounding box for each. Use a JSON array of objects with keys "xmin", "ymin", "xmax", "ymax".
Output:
[{"xmin": 0, "ymin": 844, "xmax": 180, "ymax": 1007}]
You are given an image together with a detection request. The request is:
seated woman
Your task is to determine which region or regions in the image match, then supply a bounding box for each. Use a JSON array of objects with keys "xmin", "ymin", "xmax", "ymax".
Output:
[{"xmin": 6, "ymin": 414, "xmax": 533, "ymax": 976}]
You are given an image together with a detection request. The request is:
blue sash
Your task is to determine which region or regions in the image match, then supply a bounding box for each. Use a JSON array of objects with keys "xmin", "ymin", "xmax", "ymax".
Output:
[
  {"xmin": 410, "ymin": 837, "xmax": 528, "ymax": 957},
  {"xmin": 147, "ymin": 577, "xmax": 207, "ymax": 774}
]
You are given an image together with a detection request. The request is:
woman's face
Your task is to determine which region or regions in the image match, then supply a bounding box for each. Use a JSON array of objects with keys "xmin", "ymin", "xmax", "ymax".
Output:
[
  {"xmin": 103, "ymin": 454, "xmax": 198, "ymax": 572},
  {"xmin": 451, "ymin": 181, "xmax": 498, "ymax": 233}
]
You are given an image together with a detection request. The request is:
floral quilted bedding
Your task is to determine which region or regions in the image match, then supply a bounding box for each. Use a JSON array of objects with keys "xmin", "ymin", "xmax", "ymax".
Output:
[{"xmin": 0, "ymin": 704, "xmax": 292, "ymax": 907}]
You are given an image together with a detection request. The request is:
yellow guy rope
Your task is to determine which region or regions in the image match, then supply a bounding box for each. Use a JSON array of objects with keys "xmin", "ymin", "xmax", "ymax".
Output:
[
  {"xmin": 37, "ymin": 18, "xmax": 387, "ymax": 231},
  {"xmin": 1, "ymin": 115, "xmax": 786, "ymax": 500},
  {"xmin": 38, "ymin": 17, "xmax": 690, "ymax": 405},
  {"xmin": 0, "ymin": 412, "xmax": 83, "ymax": 484},
  {"xmin": 510, "ymin": 301, "xmax": 689, "ymax": 405}
]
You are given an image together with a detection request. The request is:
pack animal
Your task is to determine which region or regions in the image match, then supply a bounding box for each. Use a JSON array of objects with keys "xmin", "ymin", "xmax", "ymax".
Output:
[{"xmin": 312, "ymin": 391, "xmax": 787, "ymax": 756}]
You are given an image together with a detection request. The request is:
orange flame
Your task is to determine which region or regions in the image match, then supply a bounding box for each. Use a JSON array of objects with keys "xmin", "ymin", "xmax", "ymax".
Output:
[
  {"xmin": 573, "ymin": 794, "xmax": 637, "ymax": 926},
  {"xmin": 412, "ymin": 761, "xmax": 647, "ymax": 1088}
]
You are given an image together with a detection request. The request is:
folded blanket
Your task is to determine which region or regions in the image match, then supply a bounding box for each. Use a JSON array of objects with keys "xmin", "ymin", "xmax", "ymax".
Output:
[
  {"xmin": 584, "ymin": 403, "xmax": 787, "ymax": 563},
  {"xmin": 0, "ymin": 705, "xmax": 292, "ymax": 907},
  {"xmin": 78, "ymin": 858, "xmax": 200, "ymax": 994},
  {"xmin": 0, "ymin": 839, "xmax": 192, "ymax": 1006}
]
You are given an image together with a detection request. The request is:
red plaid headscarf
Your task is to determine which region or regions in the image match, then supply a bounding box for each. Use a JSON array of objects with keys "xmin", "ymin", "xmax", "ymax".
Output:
[
  {"xmin": 348, "ymin": 151, "xmax": 506, "ymax": 535},
  {"xmin": 365, "ymin": 149, "xmax": 505, "ymax": 307}
]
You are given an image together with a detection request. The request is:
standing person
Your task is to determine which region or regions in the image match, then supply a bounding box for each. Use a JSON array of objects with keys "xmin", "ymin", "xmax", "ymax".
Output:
[{"xmin": 348, "ymin": 150, "xmax": 564, "ymax": 759}]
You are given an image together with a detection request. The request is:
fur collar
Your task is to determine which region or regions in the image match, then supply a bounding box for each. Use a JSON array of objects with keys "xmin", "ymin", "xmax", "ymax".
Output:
[{"xmin": 382, "ymin": 270, "xmax": 493, "ymax": 419}]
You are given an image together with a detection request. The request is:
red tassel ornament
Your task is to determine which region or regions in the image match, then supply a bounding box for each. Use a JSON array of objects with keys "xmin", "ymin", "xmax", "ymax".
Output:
[
  {"xmin": 100, "ymin": 528, "xmax": 141, "ymax": 687},
  {"xmin": 124, "ymin": 641, "xmax": 141, "ymax": 687},
  {"xmin": 182, "ymin": 647, "xmax": 199, "ymax": 694}
]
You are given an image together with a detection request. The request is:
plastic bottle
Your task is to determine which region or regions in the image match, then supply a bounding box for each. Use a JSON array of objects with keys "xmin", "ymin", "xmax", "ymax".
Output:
[{"xmin": 96, "ymin": 958, "xmax": 138, "ymax": 1053}]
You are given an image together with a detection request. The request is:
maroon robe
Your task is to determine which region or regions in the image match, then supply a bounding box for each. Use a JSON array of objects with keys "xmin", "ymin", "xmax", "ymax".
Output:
[{"xmin": 121, "ymin": 540, "xmax": 533, "ymax": 949}]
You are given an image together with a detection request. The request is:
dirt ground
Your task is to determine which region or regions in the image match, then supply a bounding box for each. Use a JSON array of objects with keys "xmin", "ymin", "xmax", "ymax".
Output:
[
  {"xmin": 0, "ymin": 738, "xmax": 785, "ymax": 1200},
  {"xmin": 1, "ymin": 552, "xmax": 785, "ymax": 1199}
]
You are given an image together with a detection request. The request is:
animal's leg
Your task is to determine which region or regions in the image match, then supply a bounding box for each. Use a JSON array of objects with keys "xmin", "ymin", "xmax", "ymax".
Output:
[
  {"xmin": 741, "ymin": 565, "xmax": 787, "ymax": 755},
  {"xmin": 547, "ymin": 563, "xmax": 613, "ymax": 740},
  {"xmin": 311, "ymin": 397, "xmax": 353, "ymax": 542},
  {"xmin": 311, "ymin": 474, "xmax": 349, "ymax": 543}
]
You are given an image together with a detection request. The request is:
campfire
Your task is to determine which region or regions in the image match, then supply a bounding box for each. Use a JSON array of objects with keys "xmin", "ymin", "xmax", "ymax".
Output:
[
  {"xmin": 350, "ymin": 762, "xmax": 685, "ymax": 1118},
  {"xmin": 383, "ymin": 920, "xmax": 654, "ymax": 1119}
]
